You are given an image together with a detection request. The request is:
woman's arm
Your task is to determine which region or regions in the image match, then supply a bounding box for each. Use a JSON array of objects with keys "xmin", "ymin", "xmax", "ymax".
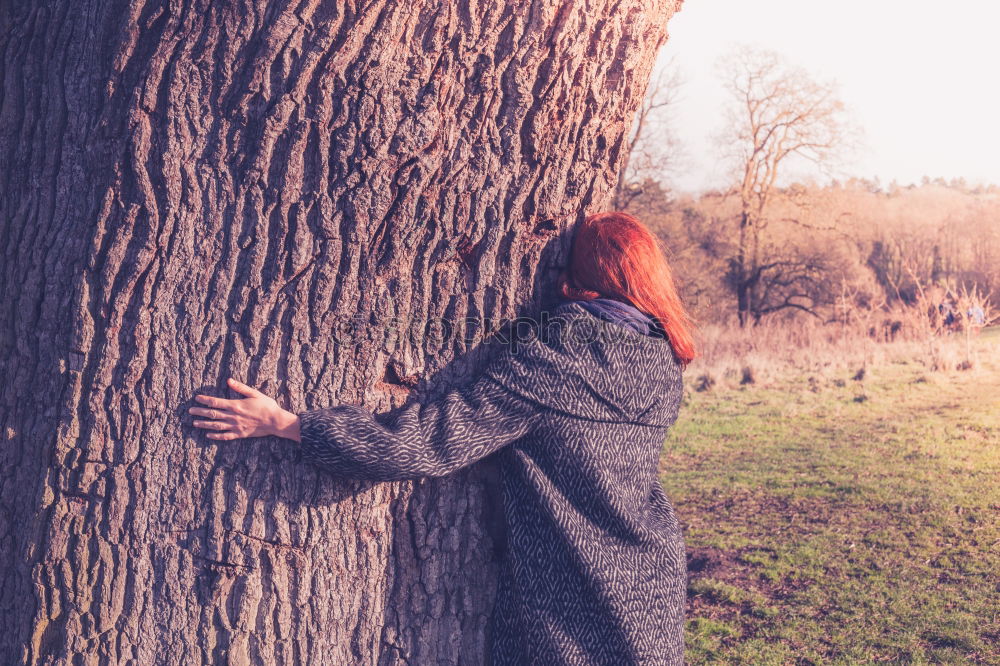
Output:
[
  {"xmin": 295, "ymin": 365, "xmax": 540, "ymax": 481},
  {"xmin": 188, "ymin": 348, "xmax": 542, "ymax": 481}
]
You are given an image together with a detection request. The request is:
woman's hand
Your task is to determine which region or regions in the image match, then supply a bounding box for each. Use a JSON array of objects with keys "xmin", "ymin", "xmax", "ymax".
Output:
[{"xmin": 189, "ymin": 377, "xmax": 301, "ymax": 442}]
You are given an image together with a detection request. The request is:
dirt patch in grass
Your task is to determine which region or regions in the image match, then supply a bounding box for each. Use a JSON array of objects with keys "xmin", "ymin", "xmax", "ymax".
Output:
[
  {"xmin": 685, "ymin": 544, "xmax": 809, "ymax": 629},
  {"xmin": 687, "ymin": 545, "xmax": 740, "ymax": 578}
]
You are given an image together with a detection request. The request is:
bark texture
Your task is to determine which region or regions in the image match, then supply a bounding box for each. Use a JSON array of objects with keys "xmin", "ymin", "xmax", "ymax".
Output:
[{"xmin": 0, "ymin": 1, "xmax": 680, "ymax": 663}]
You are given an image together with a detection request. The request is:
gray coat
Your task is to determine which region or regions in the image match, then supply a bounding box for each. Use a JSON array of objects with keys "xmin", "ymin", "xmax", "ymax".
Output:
[{"xmin": 297, "ymin": 300, "xmax": 687, "ymax": 665}]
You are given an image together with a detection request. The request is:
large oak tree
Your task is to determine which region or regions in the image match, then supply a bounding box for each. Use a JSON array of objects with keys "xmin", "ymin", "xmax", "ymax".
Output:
[{"xmin": 0, "ymin": 1, "xmax": 681, "ymax": 663}]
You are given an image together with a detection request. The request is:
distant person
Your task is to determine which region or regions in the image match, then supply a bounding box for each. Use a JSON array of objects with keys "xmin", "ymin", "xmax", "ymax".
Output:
[
  {"xmin": 189, "ymin": 211, "xmax": 697, "ymax": 665},
  {"xmin": 939, "ymin": 299, "xmax": 957, "ymax": 331},
  {"xmin": 968, "ymin": 304, "xmax": 986, "ymax": 335}
]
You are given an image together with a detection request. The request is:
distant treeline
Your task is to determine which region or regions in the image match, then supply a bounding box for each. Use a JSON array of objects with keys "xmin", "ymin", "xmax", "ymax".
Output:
[{"xmin": 628, "ymin": 178, "xmax": 1000, "ymax": 325}]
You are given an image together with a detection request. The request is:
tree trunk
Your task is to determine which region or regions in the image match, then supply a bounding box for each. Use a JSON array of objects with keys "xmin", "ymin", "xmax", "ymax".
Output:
[
  {"xmin": 736, "ymin": 211, "xmax": 751, "ymax": 327},
  {"xmin": 0, "ymin": 1, "xmax": 680, "ymax": 663}
]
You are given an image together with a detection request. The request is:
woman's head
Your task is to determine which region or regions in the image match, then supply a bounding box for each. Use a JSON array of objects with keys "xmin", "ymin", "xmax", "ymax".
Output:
[{"xmin": 557, "ymin": 211, "xmax": 696, "ymax": 367}]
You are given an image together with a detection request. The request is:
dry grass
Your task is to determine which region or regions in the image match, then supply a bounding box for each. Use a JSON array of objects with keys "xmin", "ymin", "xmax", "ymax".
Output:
[{"xmin": 687, "ymin": 314, "xmax": 997, "ymax": 394}]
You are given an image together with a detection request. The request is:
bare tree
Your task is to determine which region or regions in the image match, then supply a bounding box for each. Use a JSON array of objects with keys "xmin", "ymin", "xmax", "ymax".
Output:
[
  {"xmin": 718, "ymin": 45, "xmax": 856, "ymax": 326},
  {"xmin": 613, "ymin": 56, "xmax": 684, "ymax": 211},
  {"xmin": 0, "ymin": 1, "xmax": 680, "ymax": 663}
]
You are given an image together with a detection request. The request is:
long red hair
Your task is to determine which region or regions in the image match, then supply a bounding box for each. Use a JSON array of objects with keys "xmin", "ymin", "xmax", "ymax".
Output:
[{"xmin": 557, "ymin": 211, "xmax": 697, "ymax": 368}]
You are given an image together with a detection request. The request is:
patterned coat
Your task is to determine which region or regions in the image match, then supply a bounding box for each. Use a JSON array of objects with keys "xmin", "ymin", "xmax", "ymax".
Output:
[{"xmin": 297, "ymin": 300, "xmax": 687, "ymax": 665}]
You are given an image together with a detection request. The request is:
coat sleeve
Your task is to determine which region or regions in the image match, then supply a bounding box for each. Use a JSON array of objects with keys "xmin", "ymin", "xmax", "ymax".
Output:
[{"xmin": 295, "ymin": 348, "xmax": 542, "ymax": 481}]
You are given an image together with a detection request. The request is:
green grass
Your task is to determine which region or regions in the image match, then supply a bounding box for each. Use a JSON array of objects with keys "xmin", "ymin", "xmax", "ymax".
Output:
[{"xmin": 662, "ymin": 331, "xmax": 1000, "ymax": 665}]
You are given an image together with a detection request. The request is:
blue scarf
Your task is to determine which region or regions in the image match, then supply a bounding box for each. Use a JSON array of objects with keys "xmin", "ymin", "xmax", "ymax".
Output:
[{"xmin": 564, "ymin": 297, "xmax": 664, "ymax": 337}]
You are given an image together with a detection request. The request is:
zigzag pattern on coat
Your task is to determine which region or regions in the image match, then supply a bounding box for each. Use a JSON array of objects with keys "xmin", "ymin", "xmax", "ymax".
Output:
[{"xmin": 297, "ymin": 300, "xmax": 687, "ymax": 665}]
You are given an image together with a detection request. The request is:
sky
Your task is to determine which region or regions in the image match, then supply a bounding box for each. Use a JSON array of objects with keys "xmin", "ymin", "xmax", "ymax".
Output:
[{"xmin": 656, "ymin": 0, "xmax": 1000, "ymax": 193}]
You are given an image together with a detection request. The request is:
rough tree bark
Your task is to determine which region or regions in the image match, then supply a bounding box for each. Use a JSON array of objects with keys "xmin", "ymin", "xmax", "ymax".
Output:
[{"xmin": 0, "ymin": 1, "xmax": 681, "ymax": 663}]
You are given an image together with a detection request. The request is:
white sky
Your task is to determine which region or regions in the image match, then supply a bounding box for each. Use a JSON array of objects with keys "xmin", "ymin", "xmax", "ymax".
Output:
[{"xmin": 657, "ymin": 0, "xmax": 1000, "ymax": 193}]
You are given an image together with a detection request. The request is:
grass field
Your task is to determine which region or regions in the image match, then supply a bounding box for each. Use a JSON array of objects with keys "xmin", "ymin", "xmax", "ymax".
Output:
[{"xmin": 662, "ymin": 328, "xmax": 1000, "ymax": 665}]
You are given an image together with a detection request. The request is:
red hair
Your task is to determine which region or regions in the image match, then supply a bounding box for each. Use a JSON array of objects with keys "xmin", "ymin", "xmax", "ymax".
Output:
[{"xmin": 557, "ymin": 211, "xmax": 697, "ymax": 368}]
